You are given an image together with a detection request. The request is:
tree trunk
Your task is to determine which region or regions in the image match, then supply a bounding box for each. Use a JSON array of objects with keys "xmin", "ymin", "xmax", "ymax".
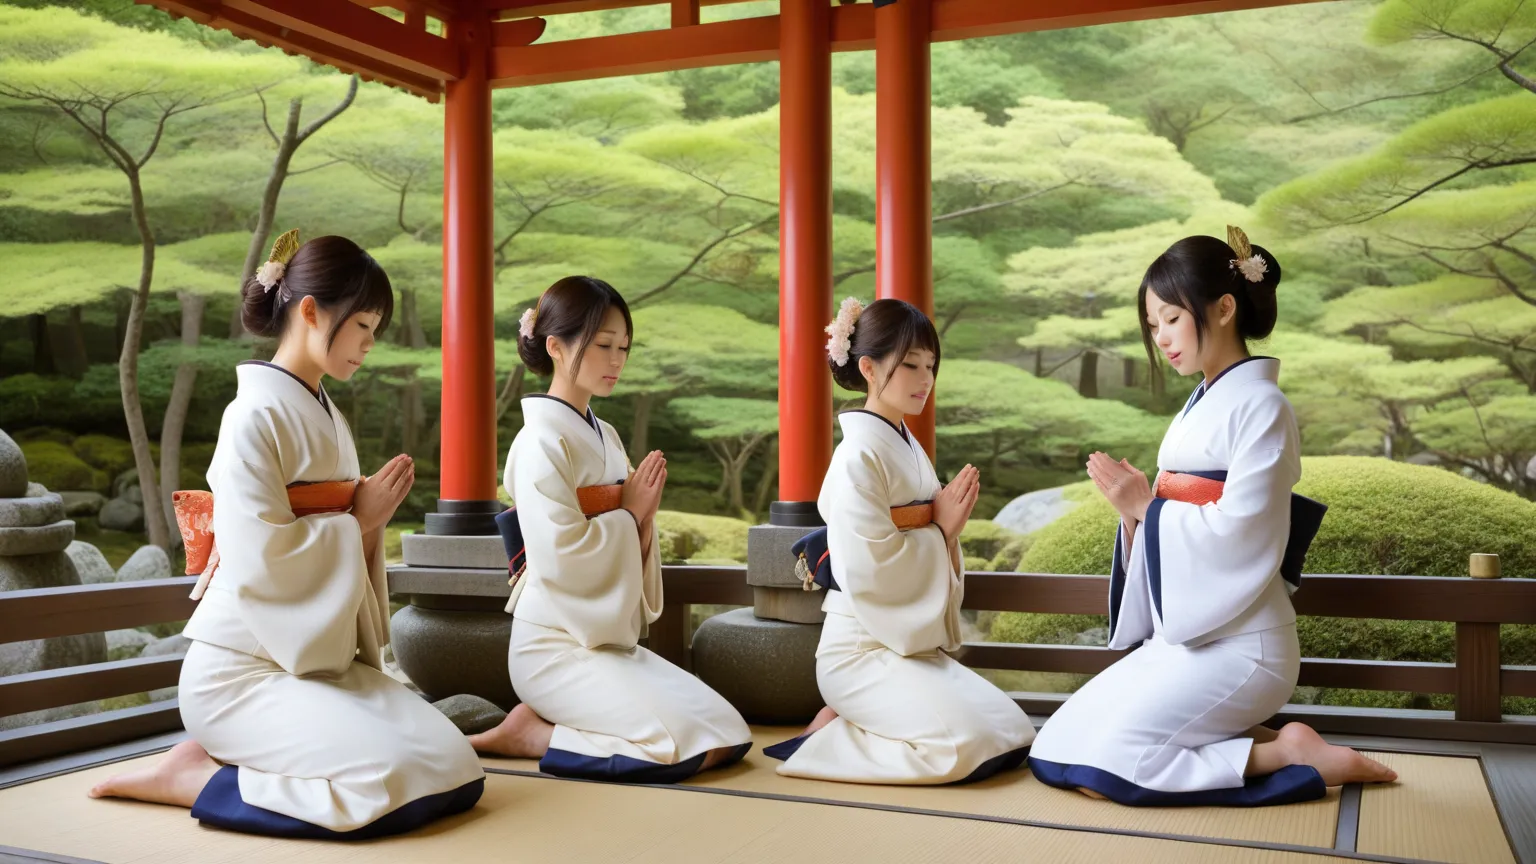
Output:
[
  {"xmin": 631, "ymin": 392, "xmax": 655, "ymax": 458},
  {"xmin": 28, "ymin": 314, "xmax": 56, "ymax": 375},
  {"xmin": 709, "ymin": 442, "xmax": 731, "ymax": 501},
  {"xmin": 1123, "ymin": 357, "xmax": 1136, "ymax": 388},
  {"xmin": 398, "ymin": 289, "xmax": 428, "ymax": 349},
  {"xmin": 234, "ymin": 101, "xmax": 305, "ymax": 339},
  {"xmin": 53, "ymin": 306, "xmax": 90, "ymax": 378},
  {"xmin": 401, "ymin": 376, "xmax": 423, "ymax": 456},
  {"xmin": 159, "ymin": 290, "xmax": 205, "ymax": 542},
  {"xmin": 495, "ymin": 365, "xmax": 525, "ymax": 422},
  {"xmin": 1078, "ymin": 350, "xmax": 1099, "ymax": 399},
  {"xmin": 1033, "ymin": 348, "xmax": 1043, "ymax": 377},
  {"xmin": 231, "ymin": 79, "xmax": 357, "ymax": 339},
  {"xmin": 122, "ymin": 170, "xmax": 172, "ymax": 551},
  {"xmin": 753, "ymin": 439, "xmax": 779, "ymax": 515}
]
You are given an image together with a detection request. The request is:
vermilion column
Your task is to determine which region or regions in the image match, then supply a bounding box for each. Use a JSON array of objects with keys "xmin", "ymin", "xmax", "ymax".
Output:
[
  {"xmin": 434, "ymin": 11, "xmax": 500, "ymax": 534},
  {"xmin": 772, "ymin": 0, "xmax": 833, "ymax": 527},
  {"xmin": 874, "ymin": 0, "xmax": 935, "ymax": 459}
]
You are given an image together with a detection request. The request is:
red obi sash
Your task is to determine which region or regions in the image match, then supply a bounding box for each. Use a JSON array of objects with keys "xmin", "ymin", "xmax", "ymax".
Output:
[
  {"xmin": 792, "ymin": 502, "xmax": 935, "ymax": 592},
  {"xmin": 1154, "ymin": 470, "xmax": 1224, "ymax": 505},
  {"xmin": 173, "ymin": 480, "xmax": 358, "ymax": 600},
  {"xmin": 497, "ymin": 483, "xmax": 626, "ymax": 588}
]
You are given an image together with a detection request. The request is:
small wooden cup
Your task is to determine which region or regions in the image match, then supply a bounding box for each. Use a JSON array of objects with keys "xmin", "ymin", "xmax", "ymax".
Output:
[{"xmin": 1469, "ymin": 553, "xmax": 1501, "ymax": 579}]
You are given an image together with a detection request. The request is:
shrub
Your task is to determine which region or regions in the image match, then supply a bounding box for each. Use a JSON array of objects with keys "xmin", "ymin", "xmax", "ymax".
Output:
[{"xmin": 18, "ymin": 440, "xmax": 109, "ymax": 493}]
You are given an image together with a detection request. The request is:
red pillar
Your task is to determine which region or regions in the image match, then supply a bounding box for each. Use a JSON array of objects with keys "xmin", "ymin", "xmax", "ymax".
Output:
[
  {"xmin": 773, "ymin": 0, "xmax": 833, "ymax": 525},
  {"xmin": 875, "ymin": 0, "xmax": 935, "ymax": 459},
  {"xmin": 436, "ymin": 11, "xmax": 499, "ymax": 530}
]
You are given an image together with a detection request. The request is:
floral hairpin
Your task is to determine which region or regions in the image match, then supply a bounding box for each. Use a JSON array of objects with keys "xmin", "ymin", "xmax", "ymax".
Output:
[
  {"xmin": 1227, "ymin": 225, "xmax": 1267, "ymax": 284},
  {"xmin": 255, "ymin": 229, "xmax": 301, "ymax": 294},
  {"xmin": 518, "ymin": 300, "xmax": 539, "ymax": 341},
  {"xmin": 825, "ymin": 296, "xmax": 864, "ymax": 366}
]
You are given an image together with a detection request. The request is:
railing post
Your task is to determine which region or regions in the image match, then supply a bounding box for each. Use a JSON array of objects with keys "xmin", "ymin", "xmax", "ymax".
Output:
[
  {"xmin": 1455, "ymin": 553, "xmax": 1502, "ymax": 722},
  {"xmin": 648, "ymin": 602, "xmax": 688, "ymax": 671}
]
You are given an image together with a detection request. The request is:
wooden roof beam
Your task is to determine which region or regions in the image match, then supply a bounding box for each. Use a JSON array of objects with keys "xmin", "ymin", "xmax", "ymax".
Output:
[
  {"xmin": 484, "ymin": 0, "xmax": 759, "ymax": 19},
  {"xmin": 490, "ymin": 0, "xmax": 1333, "ymax": 88},
  {"xmin": 220, "ymin": 0, "xmax": 462, "ymax": 81},
  {"xmin": 147, "ymin": 0, "xmax": 445, "ymax": 100}
]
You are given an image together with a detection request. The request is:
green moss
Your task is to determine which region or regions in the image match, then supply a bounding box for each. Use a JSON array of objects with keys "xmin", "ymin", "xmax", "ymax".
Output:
[
  {"xmin": 958, "ymin": 519, "xmax": 1021, "ymax": 564},
  {"xmin": 19, "ymin": 440, "xmax": 109, "ymax": 493},
  {"xmin": 989, "ymin": 458, "xmax": 1536, "ymax": 713},
  {"xmin": 72, "ymin": 434, "xmax": 136, "ymax": 476},
  {"xmin": 655, "ymin": 510, "xmax": 750, "ymax": 564},
  {"xmin": 13, "ymin": 427, "xmax": 76, "ymax": 445}
]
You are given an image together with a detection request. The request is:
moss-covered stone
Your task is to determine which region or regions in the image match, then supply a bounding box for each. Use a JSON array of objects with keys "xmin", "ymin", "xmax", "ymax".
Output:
[
  {"xmin": 989, "ymin": 457, "xmax": 1536, "ymax": 713},
  {"xmin": 18, "ymin": 440, "xmax": 109, "ymax": 494},
  {"xmin": 958, "ymin": 519, "xmax": 1019, "ymax": 563},
  {"xmin": 72, "ymin": 434, "xmax": 136, "ymax": 477},
  {"xmin": 655, "ymin": 510, "xmax": 750, "ymax": 564}
]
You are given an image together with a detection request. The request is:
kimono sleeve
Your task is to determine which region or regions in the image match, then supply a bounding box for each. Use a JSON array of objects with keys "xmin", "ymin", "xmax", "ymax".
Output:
[
  {"xmin": 1144, "ymin": 395, "xmax": 1301, "ymax": 646},
  {"xmin": 825, "ymin": 449, "xmax": 961, "ymax": 656},
  {"xmin": 514, "ymin": 431, "xmax": 654, "ymax": 649},
  {"xmin": 211, "ymin": 415, "xmax": 367, "ymax": 677}
]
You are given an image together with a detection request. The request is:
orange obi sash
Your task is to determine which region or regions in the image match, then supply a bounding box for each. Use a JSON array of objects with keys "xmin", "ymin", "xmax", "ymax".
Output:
[
  {"xmin": 174, "ymin": 480, "xmax": 358, "ymax": 600},
  {"xmin": 497, "ymin": 483, "xmax": 625, "ymax": 586},
  {"xmin": 791, "ymin": 501, "xmax": 934, "ymax": 592},
  {"xmin": 1153, "ymin": 470, "xmax": 1224, "ymax": 506}
]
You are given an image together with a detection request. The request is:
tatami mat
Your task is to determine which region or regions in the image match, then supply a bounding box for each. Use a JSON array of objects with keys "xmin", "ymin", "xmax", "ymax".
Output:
[
  {"xmin": 1357, "ymin": 751, "xmax": 1515, "ymax": 864},
  {"xmin": 481, "ymin": 725, "xmax": 1342, "ymax": 849},
  {"xmin": 0, "ymin": 755, "xmax": 1353, "ymax": 864}
]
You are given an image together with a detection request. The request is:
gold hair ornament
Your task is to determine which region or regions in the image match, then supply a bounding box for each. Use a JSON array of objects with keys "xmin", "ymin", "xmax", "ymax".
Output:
[{"xmin": 255, "ymin": 229, "xmax": 301, "ymax": 294}]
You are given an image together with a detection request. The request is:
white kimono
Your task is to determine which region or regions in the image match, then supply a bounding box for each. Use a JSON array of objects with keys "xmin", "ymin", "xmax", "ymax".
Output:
[
  {"xmin": 772, "ymin": 411, "xmax": 1035, "ymax": 785},
  {"xmin": 504, "ymin": 395, "xmax": 750, "ymax": 782},
  {"xmin": 1029, "ymin": 357, "xmax": 1326, "ymax": 806},
  {"xmin": 179, "ymin": 362, "xmax": 484, "ymax": 837}
]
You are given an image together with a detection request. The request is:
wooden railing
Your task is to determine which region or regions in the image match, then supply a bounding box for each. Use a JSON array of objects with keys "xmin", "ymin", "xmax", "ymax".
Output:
[{"xmin": 2, "ymin": 564, "xmax": 1533, "ymax": 769}]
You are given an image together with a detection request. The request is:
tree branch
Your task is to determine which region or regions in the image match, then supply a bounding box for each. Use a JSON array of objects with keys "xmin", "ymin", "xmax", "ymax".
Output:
[{"xmin": 298, "ymin": 75, "xmax": 359, "ymax": 143}]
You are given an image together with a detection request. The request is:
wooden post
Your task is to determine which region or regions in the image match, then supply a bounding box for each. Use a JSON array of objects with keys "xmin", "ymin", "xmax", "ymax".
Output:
[
  {"xmin": 1456, "ymin": 553, "xmax": 1501, "ymax": 722},
  {"xmin": 772, "ymin": 0, "xmax": 833, "ymax": 525},
  {"xmin": 435, "ymin": 9, "xmax": 502, "ymax": 535},
  {"xmin": 648, "ymin": 603, "xmax": 688, "ymax": 669},
  {"xmin": 875, "ymin": 0, "xmax": 935, "ymax": 459},
  {"xmin": 671, "ymin": 0, "xmax": 700, "ymax": 27}
]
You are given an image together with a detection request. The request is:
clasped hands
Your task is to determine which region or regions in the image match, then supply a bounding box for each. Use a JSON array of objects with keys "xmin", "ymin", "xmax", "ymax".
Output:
[
  {"xmin": 1085, "ymin": 451, "xmax": 1154, "ymax": 527},
  {"xmin": 624, "ymin": 450, "xmax": 668, "ymax": 559}
]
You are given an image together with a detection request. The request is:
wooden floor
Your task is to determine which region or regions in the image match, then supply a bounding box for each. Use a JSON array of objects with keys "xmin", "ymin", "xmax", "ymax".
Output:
[{"xmin": 0, "ymin": 728, "xmax": 1524, "ymax": 864}]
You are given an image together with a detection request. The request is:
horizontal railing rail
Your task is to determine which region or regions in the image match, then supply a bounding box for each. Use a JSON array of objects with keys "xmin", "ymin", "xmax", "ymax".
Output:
[{"xmin": 2, "ymin": 565, "xmax": 1533, "ymax": 767}]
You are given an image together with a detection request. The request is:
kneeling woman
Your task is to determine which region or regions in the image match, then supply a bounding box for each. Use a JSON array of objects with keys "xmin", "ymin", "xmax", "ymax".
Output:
[
  {"xmin": 89, "ymin": 233, "xmax": 485, "ymax": 837},
  {"xmin": 766, "ymin": 298, "xmax": 1036, "ymax": 785},
  {"xmin": 470, "ymin": 276, "xmax": 751, "ymax": 782},
  {"xmin": 1028, "ymin": 228, "xmax": 1396, "ymax": 806}
]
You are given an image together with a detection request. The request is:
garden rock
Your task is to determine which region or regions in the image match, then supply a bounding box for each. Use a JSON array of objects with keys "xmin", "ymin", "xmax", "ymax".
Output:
[
  {"xmin": 99, "ymin": 497, "xmax": 145, "ymax": 532},
  {"xmin": 432, "ymin": 694, "xmax": 508, "ymax": 735},
  {"xmin": 67, "ymin": 541, "xmax": 117, "ymax": 585},
  {"xmin": 141, "ymin": 634, "xmax": 191, "ymax": 657},
  {"xmin": 117, "ymin": 545, "xmax": 172, "ymax": 582},
  {"xmin": 59, "ymin": 492, "xmax": 106, "ymax": 518},
  {"xmin": 993, "ymin": 486, "xmax": 1077, "ymax": 536},
  {"xmin": 0, "ymin": 431, "xmax": 26, "ymax": 498}
]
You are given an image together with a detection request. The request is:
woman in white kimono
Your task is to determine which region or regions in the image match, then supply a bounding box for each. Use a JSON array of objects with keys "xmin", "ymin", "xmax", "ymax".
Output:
[
  {"xmin": 764, "ymin": 298, "xmax": 1036, "ymax": 785},
  {"xmin": 1028, "ymin": 228, "xmax": 1397, "ymax": 806},
  {"xmin": 88, "ymin": 233, "xmax": 485, "ymax": 837},
  {"xmin": 469, "ymin": 275, "xmax": 751, "ymax": 782}
]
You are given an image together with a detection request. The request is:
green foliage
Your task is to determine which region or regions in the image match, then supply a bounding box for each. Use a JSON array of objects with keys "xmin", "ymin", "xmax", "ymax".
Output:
[
  {"xmin": 72, "ymin": 433, "xmax": 136, "ymax": 476},
  {"xmin": 654, "ymin": 510, "xmax": 750, "ymax": 564},
  {"xmin": 18, "ymin": 439, "xmax": 108, "ymax": 493}
]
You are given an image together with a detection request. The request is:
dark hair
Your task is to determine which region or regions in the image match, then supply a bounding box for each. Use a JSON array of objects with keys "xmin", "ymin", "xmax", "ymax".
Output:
[
  {"xmin": 829, "ymin": 298, "xmax": 942, "ymax": 394},
  {"xmin": 240, "ymin": 235, "xmax": 394, "ymax": 346},
  {"xmin": 1137, "ymin": 234, "xmax": 1281, "ymax": 379},
  {"xmin": 518, "ymin": 275, "xmax": 634, "ymax": 378}
]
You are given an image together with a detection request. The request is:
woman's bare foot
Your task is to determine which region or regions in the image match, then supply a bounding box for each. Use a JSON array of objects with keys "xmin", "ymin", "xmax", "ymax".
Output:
[
  {"xmin": 803, "ymin": 706, "xmax": 838, "ymax": 737},
  {"xmin": 468, "ymin": 703, "xmax": 554, "ymax": 759},
  {"xmin": 700, "ymin": 745, "xmax": 743, "ymax": 771},
  {"xmin": 1250, "ymin": 722, "xmax": 1397, "ymax": 786},
  {"xmin": 87, "ymin": 740, "xmax": 220, "ymax": 808},
  {"xmin": 1076, "ymin": 787, "xmax": 1107, "ymax": 800}
]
